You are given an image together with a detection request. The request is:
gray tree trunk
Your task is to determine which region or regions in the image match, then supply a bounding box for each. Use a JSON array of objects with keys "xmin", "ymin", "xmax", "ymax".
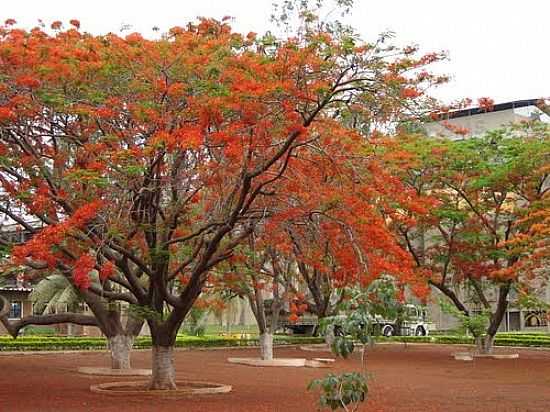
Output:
[
  {"xmin": 259, "ymin": 333, "xmax": 273, "ymax": 361},
  {"xmin": 324, "ymin": 325, "xmax": 336, "ymax": 346},
  {"xmin": 239, "ymin": 300, "xmax": 246, "ymax": 326},
  {"xmin": 475, "ymin": 335, "xmax": 495, "ymax": 354},
  {"xmin": 108, "ymin": 335, "xmax": 134, "ymax": 370},
  {"xmin": 149, "ymin": 346, "xmax": 177, "ymax": 390}
]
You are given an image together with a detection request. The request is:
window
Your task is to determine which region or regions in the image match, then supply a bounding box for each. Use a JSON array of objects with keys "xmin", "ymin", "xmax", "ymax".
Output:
[{"xmin": 9, "ymin": 301, "xmax": 22, "ymax": 319}]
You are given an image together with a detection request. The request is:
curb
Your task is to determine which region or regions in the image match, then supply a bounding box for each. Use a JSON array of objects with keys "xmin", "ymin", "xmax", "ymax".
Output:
[
  {"xmin": 78, "ymin": 367, "xmax": 152, "ymax": 376},
  {"xmin": 90, "ymin": 380, "xmax": 232, "ymax": 396}
]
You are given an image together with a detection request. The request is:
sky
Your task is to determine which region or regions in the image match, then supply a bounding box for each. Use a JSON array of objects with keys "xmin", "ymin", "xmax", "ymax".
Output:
[{"xmin": 2, "ymin": 0, "xmax": 549, "ymax": 105}]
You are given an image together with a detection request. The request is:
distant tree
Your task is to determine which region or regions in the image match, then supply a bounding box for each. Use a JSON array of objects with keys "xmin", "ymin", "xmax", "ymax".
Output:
[{"xmin": 387, "ymin": 122, "xmax": 550, "ymax": 353}]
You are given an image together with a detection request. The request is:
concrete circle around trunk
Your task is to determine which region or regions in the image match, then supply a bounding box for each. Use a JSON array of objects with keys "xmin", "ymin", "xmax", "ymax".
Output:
[
  {"xmin": 300, "ymin": 344, "xmax": 332, "ymax": 352},
  {"xmin": 453, "ymin": 352, "xmax": 474, "ymax": 361},
  {"xmin": 304, "ymin": 359, "xmax": 331, "ymax": 368},
  {"xmin": 227, "ymin": 357, "xmax": 331, "ymax": 368},
  {"xmin": 78, "ymin": 367, "xmax": 152, "ymax": 376},
  {"xmin": 228, "ymin": 357, "xmax": 307, "ymax": 367},
  {"xmin": 474, "ymin": 353, "xmax": 519, "ymax": 359},
  {"xmin": 90, "ymin": 380, "xmax": 232, "ymax": 396},
  {"xmin": 452, "ymin": 352, "xmax": 519, "ymax": 361},
  {"xmin": 313, "ymin": 358, "xmax": 336, "ymax": 363}
]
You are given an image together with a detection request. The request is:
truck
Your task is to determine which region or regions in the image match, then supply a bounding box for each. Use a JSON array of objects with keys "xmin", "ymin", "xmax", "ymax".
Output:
[
  {"xmin": 279, "ymin": 304, "xmax": 431, "ymax": 337},
  {"xmin": 375, "ymin": 304, "xmax": 430, "ymax": 337}
]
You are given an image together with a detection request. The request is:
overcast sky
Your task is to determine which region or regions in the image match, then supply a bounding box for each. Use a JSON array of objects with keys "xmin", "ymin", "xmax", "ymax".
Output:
[{"xmin": 2, "ymin": 0, "xmax": 549, "ymax": 105}]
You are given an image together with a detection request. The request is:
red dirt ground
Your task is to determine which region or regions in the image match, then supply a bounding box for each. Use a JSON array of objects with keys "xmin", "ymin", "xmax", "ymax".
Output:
[{"xmin": 0, "ymin": 343, "xmax": 549, "ymax": 411}]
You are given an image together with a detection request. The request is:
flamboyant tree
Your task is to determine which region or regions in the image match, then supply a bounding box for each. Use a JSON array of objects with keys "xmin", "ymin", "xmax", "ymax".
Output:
[
  {"xmin": 236, "ymin": 114, "xmax": 433, "ymax": 347},
  {"xmin": 277, "ymin": 129, "xmax": 433, "ymax": 324},
  {"xmin": 0, "ymin": 2, "xmax": 443, "ymax": 388},
  {"xmin": 387, "ymin": 121, "xmax": 550, "ymax": 353}
]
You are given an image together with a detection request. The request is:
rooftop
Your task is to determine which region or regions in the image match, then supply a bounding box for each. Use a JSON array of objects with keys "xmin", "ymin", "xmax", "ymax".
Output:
[{"xmin": 435, "ymin": 98, "xmax": 549, "ymax": 120}]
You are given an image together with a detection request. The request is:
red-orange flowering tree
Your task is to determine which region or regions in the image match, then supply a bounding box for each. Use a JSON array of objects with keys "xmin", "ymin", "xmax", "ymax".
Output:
[
  {"xmin": 387, "ymin": 121, "xmax": 550, "ymax": 353},
  {"xmin": 218, "ymin": 117, "xmax": 433, "ymax": 356},
  {"xmin": 0, "ymin": 2, "xmax": 443, "ymax": 388}
]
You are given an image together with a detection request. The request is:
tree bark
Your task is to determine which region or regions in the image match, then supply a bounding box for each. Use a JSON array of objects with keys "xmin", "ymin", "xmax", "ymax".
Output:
[
  {"xmin": 487, "ymin": 283, "xmax": 511, "ymax": 337},
  {"xmin": 149, "ymin": 346, "xmax": 177, "ymax": 390},
  {"xmin": 324, "ymin": 324, "xmax": 336, "ymax": 346},
  {"xmin": 259, "ymin": 332, "xmax": 273, "ymax": 361},
  {"xmin": 108, "ymin": 335, "xmax": 134, "ymax": 370},
  {"xmin": 0, "ymin": 295, "xmax": 98, "ymax": 338},
  {"xmin": 477, "ymin": 282, "xmax": 511, "ymax": 354},
  {"xmin": 429, "ymin": 281, "xmax": 469, "ymax": 316},
  {"xmin": 475, "ymin": 335, "xmax": 495, "ymax": 354}
]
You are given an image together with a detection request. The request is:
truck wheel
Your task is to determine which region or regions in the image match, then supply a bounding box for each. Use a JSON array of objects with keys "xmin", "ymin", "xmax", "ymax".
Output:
[
  {"xmin": 383, "ymin": 325, "xmax": 394, "ymax": 337},
  {"xmin": 415, "ymin": 326, "xmax": 426, "ymax": 336}
]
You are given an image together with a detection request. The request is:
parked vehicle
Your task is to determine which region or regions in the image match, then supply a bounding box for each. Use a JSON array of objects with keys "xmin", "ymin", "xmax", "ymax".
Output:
[
  {"xmin": 375, "ymin": 304, "xmax": 430, "ymax": 337},
  {"xmin": 280, "ymin": 314, "xmax": 319, "ymax": 336},
  {"xmin": 279, "ymin": 304, "xmax": 430, "ymax": 337}
]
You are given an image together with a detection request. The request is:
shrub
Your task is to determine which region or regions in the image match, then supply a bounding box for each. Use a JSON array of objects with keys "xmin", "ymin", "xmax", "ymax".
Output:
[
  {"xmin": 308, "ymin": 372, "xmax": 368, "ymax": 411},
  {"xmin": 0, "ymin": 334, "xmax": 323, "ymax": 351}
]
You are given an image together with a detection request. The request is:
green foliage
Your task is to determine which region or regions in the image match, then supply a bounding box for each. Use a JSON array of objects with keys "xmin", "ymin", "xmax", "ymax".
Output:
[
  {"xmin": 379, "ymin": 333, "xmax": 550, "ymax": 347},
  {"xmin": 0, "ymin": 334, "xmax": 323, "ymax": 351},
  {"xmin": 311, "ymin": 280, "xmax": 401, "ymax": 410},
  {"xmin": 320, "ymin": 279, "xmax": 403, "ymax": 356},
  {"xmin": 21, "ymin": 326, "xmax": 57, "ymax": 336},
  {"xmin": 439, "ymin": 299, "xmax": 489, "ymax": 338},
  {"xmin": 2, "ymin": 333, "xmax": 550, "ymax": 351},
  {"xmin": 180, "ymin": 307, "xmax": 208, "ymax": 336},
  {"xmin": 128, "ymin": 304, "xmax": 164, "ymax": 322},
  {"xmin": 515, "ymin": 293, "xmax": 550, "ymax": 311},
  {"xmin": 308, "ymin": 372, "xmax": 368, "ymax": 411}
]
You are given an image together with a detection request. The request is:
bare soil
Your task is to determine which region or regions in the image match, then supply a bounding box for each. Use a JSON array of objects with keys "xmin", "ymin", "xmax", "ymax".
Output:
[{"xmin": 0, "ymin": 343, "xmax": 549, "ymax": 411}]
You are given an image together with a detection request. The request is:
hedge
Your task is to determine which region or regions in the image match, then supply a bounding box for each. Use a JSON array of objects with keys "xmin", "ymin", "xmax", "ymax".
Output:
[
  {"xmin": 1, "ymin": 332, "xmax": 550, "ymax": 351},
  {"xmin": 377, "ymin": 333, "xmax": 550, "ymax": 348},
  {"xmin": 0, "ymin": 334, "xmax": 324, "ymax": 351}
]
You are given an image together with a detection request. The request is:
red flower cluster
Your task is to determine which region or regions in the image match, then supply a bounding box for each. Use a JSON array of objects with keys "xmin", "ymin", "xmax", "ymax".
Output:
[
  {"xmin": 99, "ymin": 261, "xmax": 115, "ymax": 281},
  {"xmin": 73, "ymin": 253, "xmax": 95, "ymax": 290}
]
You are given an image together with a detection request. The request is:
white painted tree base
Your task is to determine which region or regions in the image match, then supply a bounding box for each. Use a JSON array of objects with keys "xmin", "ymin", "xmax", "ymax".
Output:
[
  {"xmin": 452, "ymin": 352, "xmax": 519, "ymax": 361},
  {"xmin": 474, "ymin": 353, "xmax": 519, "ymax": 359},
  {"xmin": 78, "ymin": 367, "xmax": 152, "ymax": 376},
  {"xmin": 300, "ymin": 344, "xmax": 332, "ymax": 352},
  {"xmin": 227, "ymin": 357, "xmax": 330, "ymax": 368},
  {"xmin": 313, "ymin": 358, "xmax": 335, "ymax": 363},
  {"xmin": 453, "ymin": 353, "xmax": 473, "ymax": 361}
]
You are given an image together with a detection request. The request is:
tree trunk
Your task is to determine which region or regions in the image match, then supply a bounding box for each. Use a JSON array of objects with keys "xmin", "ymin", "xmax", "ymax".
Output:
[
  {"xmin": 259, "ymin": 333, "xmax": 273, "ymax": 361},
  {"xmin": 108, "ymin": 335, "xmax": 134, "ymax": 370},
  {"xmin": 149, "ymin": 346, "xmax": 177, "ymax": 390},
  {"xmin": 324, "ymin": 324, "xmax": 336, "ymax": 346},
  {"xmin": 475, "ymin": 282, "xmax": 510, "ymax": 355},
  {"xmin": 475, "ymin": 335, "xmax": 495, "ymax": 354}
]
